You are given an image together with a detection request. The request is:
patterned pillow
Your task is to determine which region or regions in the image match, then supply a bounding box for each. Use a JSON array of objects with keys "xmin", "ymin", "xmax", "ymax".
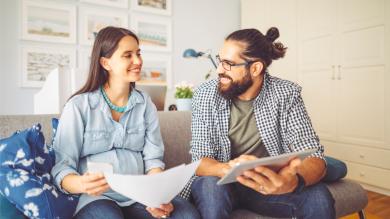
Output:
[
  {"xmin": 0, "ymin": 194, "xmax": 26, "ymax": 219},
  {"xmin": 0, "ymin": 124, "xmax": 78, "ymax": 219},
  {"xmin": 49, "ymin": 118, "xmax": 59, "ymax": 147}
]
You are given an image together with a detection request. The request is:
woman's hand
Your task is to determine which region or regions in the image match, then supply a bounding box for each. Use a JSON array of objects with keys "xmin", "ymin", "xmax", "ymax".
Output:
[
  {"xmin": 147, "ymin": 168, "xmax": 164, "ymax": 175},
  {"xmin": 146, "ymin": 203, "xmax": 174, "ymax": 219},
  {"xmin": 79, "ymin": 172, "xmax": 110, "ymax": 196}
]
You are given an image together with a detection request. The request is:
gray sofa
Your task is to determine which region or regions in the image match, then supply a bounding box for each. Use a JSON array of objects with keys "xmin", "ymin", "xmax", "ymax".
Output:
[{"xmin": 0, "ymin": 112, "xmax": 368, "ymax": 219}]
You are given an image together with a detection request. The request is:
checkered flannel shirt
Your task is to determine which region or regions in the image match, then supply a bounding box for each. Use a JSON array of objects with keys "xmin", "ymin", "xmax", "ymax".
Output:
[{"xmin": 179, "ymin": 73, "xmax": 325, "ymax": 200}]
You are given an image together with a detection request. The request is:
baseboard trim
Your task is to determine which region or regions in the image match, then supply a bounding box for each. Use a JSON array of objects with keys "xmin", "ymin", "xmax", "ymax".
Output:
[{"xmin": 360, "ymin": 183, "xmax": 390, "ymax": 196}]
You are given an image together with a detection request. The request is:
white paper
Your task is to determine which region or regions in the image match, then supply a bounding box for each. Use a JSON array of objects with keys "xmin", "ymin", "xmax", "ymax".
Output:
[
  {"xmin": 87, "ymin": 161, "xmax": 113, "ymax": 174},
  {"xmin": 105, "ymin": 161, "xmax": 200, "ymax": 208}
]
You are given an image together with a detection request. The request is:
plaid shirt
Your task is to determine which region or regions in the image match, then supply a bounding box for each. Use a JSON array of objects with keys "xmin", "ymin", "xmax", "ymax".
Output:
[{"xmin": 180, "ymin": 73, "xmax": 324, "ymax": 200}]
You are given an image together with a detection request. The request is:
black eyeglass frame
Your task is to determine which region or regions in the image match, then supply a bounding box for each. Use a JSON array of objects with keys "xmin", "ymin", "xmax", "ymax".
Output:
[{"xmin": 215, "ymin": 55, "xmax": 261, "ymax": 71}]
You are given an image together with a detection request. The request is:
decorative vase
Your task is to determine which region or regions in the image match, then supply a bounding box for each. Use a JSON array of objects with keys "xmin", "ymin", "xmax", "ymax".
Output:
[{"xmin": 176, "ymin": 98, "xmax": 192, "ymax": 111}]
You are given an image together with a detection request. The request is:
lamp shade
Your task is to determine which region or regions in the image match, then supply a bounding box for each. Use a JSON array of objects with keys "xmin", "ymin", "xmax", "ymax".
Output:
[{"xmin": 183, "ymin": 49, "xmax": 201, "ymax": 58}]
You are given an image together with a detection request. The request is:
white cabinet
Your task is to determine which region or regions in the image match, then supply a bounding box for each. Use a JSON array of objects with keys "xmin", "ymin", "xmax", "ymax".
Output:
[
  {"xmin": 242, "ymin": 0, "xmax": 390, "ymax": 194},
  {"xmin": 298, "ymin": 0, "xmax": 388, "ymax": 149}
]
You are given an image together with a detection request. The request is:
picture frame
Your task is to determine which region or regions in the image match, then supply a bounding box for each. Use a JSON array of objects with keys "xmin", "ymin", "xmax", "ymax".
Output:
[
  {"xmin": 21, "ymin": 46, "xmax": 76, "ymax": 88},
  {"xmin": 79, "ymin": 7, "xmax": 129, "ymax": 45},
  {"xmin": 138, "ymin": 53, "xmax": 172, "ymax": 88},
  {"xmin": 21, "ymin": 1, "xmax": 76, "ymax": 44},
  {"xmin": 131, "ymin": 0, "xmax": 172, "ymax": 16},
  {"xmin": 80, "ymin": 0, "xmax": 128, "ymax": 9},
  {"xmin": 131, "ymin": 14, "xmax": 172, "ymax": 52}
]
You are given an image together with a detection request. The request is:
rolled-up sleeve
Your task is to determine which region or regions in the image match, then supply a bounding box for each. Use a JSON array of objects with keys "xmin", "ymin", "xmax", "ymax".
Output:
[
  {"xmin": 51, "ymin": 101, "xmax": 84, "ymax": 193},
  {"xmin": 142, "ymin": 95, "xmax": 165, "ymax": 172},
  {"xmin": 285, "ymin": 89, "xmax": 325, "ymax": 161}
]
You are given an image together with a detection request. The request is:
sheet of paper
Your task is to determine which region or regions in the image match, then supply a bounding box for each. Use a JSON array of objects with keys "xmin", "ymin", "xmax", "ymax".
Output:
[
  {"xmin": 105, "ymin": 160, "xmax": 200, "ymax": 208},
  {"xmin": 87, "ymin": 161, "xmax": 113, "ymax": 174}
]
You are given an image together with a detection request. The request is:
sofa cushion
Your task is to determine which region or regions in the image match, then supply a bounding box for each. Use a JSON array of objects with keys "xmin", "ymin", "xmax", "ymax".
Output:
[{"xmin": 0, "ymin": 124, "xmax": 78, "ymax": 219}]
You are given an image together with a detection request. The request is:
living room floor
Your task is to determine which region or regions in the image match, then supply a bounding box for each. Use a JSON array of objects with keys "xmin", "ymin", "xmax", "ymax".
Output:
[{"xmin": 341, "ymin": 191, "xmax": 390, "ymax": 219}]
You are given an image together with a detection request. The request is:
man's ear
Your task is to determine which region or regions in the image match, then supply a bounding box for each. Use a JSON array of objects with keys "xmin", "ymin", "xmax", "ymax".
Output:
[
  {"xmin": 100, "ymin": 57, "xmax": 111, "ymax": 71},
  {"xmin": 251, "ymin": 61, "xmax": 263, "ymax": 77}
]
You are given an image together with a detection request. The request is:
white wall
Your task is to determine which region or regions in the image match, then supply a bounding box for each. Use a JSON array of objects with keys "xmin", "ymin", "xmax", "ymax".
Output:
[
  {"xmin": 0, "ymin": 0, "xmax": 5, "ymax": 115},
  {"xmin": 0, "ymin": 0, "xmax": 240, "ymax": 115},
  {"xmin": 166, "ymin": 0, "xmax": 241, "ymax": 107},
  {"xmin": 1, "ymin": 0, "xmax": 37, "ymax": 115},
  {"xmin": 241, "ymin": 0, "xmax": 297, "ymax": 83}
]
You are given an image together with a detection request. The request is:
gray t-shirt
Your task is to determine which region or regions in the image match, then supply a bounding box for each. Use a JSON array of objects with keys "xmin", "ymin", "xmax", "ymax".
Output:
[{"xmin": 229, "ymin": 98, "xmax": 269, "ymax": 159}]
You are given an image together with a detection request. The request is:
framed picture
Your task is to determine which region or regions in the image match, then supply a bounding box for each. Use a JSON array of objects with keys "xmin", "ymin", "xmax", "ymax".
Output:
[
  {"xmin": 21, "ymin": 1, "xmax": 76, "ymax": 44},
  {"xmin": 131, "ymin": 14, "xmax": 172, "ymax": 52},
  {"xmin": 138, "ymin": 53, "xmax": 172, "ymax": 88},
  {"xmin": 21, "ymin": 46, "xmax": 76, "ymax": 88},
  {"xmin": 131, "ymin": 0, "xmax": 172, "ymax": 16},
  {"xmin": 80, "ymin": 0, "xmax": 128, "ymax": 9},
  {"xmin": 79, "ymin": 7, "xmax": 128, "ymax": 45}
]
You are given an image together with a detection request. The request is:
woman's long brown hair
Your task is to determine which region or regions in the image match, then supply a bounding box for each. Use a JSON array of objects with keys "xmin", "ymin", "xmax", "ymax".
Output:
[{"xmin": 69, "ymin": 26, "xmax": 139, "ymax": 100}]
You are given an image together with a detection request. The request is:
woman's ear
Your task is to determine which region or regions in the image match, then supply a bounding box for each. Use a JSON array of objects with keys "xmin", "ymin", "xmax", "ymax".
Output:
[
  {"xmin": 100, "ymin": 57, "xmax": 111, "ymax": 71},
  {"xmin": 251, "ymin": 61, "xmax": 264, "ymax": 77}
]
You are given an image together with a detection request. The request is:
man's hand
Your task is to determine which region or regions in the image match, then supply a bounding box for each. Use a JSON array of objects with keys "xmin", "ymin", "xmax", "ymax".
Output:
[
  {"xmin": 146, "ymin": 203, "xmax": 174, "ymax": 219},
  {"xmin": 233, "ymin": 155, "xmax": 302, "ymax": 195}
]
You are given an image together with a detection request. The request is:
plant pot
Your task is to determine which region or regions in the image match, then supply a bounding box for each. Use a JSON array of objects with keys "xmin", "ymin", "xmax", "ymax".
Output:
[{"xmin": 176, "ymin": 98, "xmax": 192, "ymax": 111}]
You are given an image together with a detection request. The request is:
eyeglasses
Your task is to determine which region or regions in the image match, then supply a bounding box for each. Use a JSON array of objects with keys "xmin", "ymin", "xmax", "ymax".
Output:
[{"xmin": 215, "ymin": 55, "xmax": 257, "ymax": 71}]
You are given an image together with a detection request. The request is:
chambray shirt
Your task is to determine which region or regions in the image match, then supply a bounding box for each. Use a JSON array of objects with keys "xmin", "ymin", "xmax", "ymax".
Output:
[{"xmin": 51, "ymin": 88, "xmax": 165, "ymax": 214}]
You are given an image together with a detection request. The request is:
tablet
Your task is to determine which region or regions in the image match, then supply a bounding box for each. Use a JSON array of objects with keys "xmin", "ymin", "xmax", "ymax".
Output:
[{"xmin": 217, "ymin": 148, "xmax": 317, "ymax": 185}]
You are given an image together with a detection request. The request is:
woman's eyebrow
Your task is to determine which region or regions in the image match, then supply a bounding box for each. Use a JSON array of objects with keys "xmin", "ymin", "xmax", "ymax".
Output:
[{"xmin": 122, "ymin": 49, "xmax": 141, "ymax": 55}]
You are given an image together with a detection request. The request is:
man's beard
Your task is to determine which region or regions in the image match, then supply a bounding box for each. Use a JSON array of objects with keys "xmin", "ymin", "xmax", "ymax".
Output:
[{"xmin": 218, "ymin": 71, "xmax": 253, "ymax": 100}]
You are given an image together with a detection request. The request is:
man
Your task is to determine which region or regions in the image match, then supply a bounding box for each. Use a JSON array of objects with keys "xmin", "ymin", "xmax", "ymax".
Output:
[{"xmin": 184, "ymin": 27, "xmax": 335, "ymax": 219}]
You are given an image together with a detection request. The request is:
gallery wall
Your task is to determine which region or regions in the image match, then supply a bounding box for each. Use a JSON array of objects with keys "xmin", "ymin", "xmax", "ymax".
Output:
[{"xmin": 0, "ymin": 0, "xmax": 240, "ymax": 115}]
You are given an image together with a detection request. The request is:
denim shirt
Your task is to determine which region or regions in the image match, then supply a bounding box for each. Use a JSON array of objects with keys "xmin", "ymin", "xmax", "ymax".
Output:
[{"xmin": 50, "ymin": 88, "xmax": 165, "ymax": 214}]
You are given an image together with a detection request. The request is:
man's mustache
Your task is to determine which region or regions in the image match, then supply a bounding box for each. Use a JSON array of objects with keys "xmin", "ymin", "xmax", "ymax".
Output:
[{"xmin": 218, "ymin": 73, "xmax": 233, "ymax": 81}]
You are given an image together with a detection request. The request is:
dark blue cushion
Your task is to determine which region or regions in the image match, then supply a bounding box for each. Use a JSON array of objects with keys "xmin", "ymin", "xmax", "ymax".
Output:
[
  {"xmin": 0, "ymin": 124, "xmax": 78, "ymax": 219},
  {"xmin": 323, "ymin": 156, "xmax": 348, "ymax": 182},
  {"xmin": 50, "ymin": 118, "xmax": 59, "ymax": 147},
  {"xmin": 0, "ymin": 194, "xmax": 26, "ymax": 219}
]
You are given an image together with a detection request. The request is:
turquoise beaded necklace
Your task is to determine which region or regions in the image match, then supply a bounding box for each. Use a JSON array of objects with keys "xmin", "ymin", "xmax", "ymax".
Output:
[{"xmin": 100, "ymin": 86, "xmax": 129, "ymax": 113}]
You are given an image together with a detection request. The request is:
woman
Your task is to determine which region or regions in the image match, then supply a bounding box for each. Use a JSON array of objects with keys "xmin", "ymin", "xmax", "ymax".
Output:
[{"xmin": 51, "ymin": 26, "xmax": 200, "ymax": 219}]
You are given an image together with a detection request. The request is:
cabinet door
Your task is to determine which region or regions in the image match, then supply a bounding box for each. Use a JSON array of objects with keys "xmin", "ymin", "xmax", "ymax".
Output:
[
  {"xmin": 336, "ymin": 0, "xmax": 386, "ymax": 148},
  {"xmin": 300, "ymin": 71, "xmax": 336, "ymax": 140},
  {"xmin": 297, "ymin": 0, "xmax": 337, "ymax": 140}
]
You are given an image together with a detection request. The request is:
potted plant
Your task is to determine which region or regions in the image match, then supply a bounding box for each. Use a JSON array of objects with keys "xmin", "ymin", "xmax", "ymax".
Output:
[{"xmin": 174, "ymin": 81, "xmax": 194, "ymax": 111}]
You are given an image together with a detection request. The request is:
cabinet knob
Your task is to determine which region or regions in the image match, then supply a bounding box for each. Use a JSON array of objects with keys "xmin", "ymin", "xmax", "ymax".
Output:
[
  {"xmin": 359, "ymin": 154, "xmax": 365, "ymax": 159},
  {"xmin": 359, "ymin": 172, "xmax": 365, "ymax": 177},
  {"xmin": 337, "ymin": 65, "xmax": 341, "ymax": 80},
  {"xmin": 331, "ymin": 65, "xmax": 335, "ymax": 80}
]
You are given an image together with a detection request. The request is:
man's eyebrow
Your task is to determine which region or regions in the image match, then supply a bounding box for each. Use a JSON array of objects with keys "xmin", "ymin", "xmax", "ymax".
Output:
[{"xmin": 221, "ymin": 58, "xmax": 235, "ymax": 64}]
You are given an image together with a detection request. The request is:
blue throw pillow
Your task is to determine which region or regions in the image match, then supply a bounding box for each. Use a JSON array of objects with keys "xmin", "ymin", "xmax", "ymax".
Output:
[
  {"xmin": 0, "ymin": 194, "xmax": 26, "ymax": 219},
  {"xmin": 50, "ymin": 118, "xmax": 59, "ymax": 147},
  {"xmin": 0, "ymin": 124, "xmax": 78, "ymax": 219},
  {"xmin": 323, "ymin": 156, "xmax": 347, "ymax": 182}
]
